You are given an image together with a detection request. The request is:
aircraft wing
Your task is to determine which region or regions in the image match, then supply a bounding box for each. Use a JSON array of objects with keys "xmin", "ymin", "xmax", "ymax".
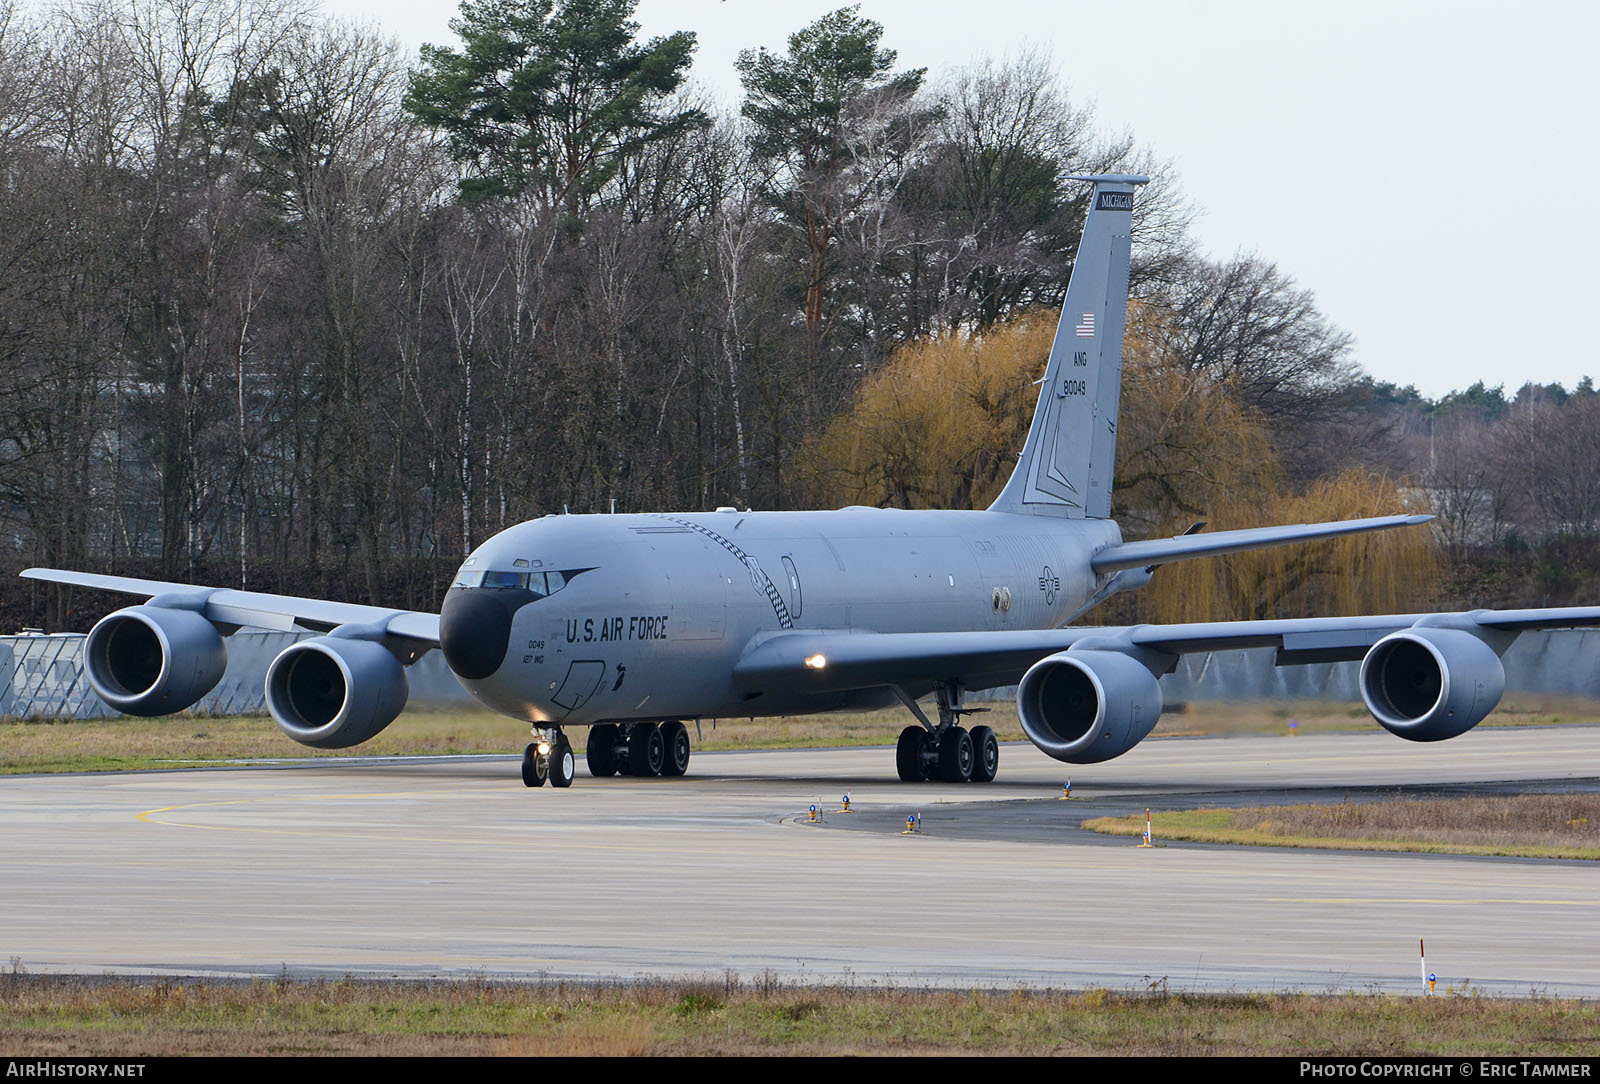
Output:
[
  {"xmin": 18, "ymin": 569, "xmax": 441, "ymax": 645},
  {"xmin": 1089, "ymin": 514, "xmax": 1434, "ymax": 572},
  {"xmin": 732, "ymin": 606, "xmax": 1600, "ymax": 698}
]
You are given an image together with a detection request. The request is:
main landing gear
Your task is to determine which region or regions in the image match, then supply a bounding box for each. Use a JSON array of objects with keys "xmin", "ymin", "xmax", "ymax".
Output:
[
  {"xmin": 583, "ymin": 721, "xmax": 691, "ymax": 779},
  {"xmin": 892, "ymin": 683, "xmax": 999, "ymax": 784},
  {"xmin": 521, "ymin": 728, "xmax": 576, "ymax": 788}
]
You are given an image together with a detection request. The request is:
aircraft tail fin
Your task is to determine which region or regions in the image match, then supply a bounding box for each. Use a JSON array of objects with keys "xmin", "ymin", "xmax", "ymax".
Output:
[{"xmin": 989, "ymin": 173, "xmax": 1148, "ymax": 519}]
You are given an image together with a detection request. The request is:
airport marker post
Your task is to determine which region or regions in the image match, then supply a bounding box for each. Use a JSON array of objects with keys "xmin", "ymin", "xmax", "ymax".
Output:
[{"xmin": 1138, "ymin": 808, "xmax": 1153, "ymax": 848}]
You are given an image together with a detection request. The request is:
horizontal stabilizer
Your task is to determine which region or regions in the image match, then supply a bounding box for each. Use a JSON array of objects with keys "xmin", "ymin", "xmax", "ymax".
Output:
[{"xmin": 1089, "ymin": 515, "xmax": 1433, "ymax": 573}]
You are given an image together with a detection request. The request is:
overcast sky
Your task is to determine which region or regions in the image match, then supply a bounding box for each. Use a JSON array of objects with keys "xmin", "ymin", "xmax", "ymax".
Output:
[{"xmin": 323, "ymin": 0, "xmax": 1599, "ymax": 400}]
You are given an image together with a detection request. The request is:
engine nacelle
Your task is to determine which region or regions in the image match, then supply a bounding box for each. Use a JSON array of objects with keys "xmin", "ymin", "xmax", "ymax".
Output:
[
  {"xmin": 1359, "ymin": 626, "xmax": 1505, "ymax": 742},
  {"xmin": 83, "ymin": 605, "xmax": 226, "ymax": 716},
  {"xmin": 1017, "ymin": 649, "xmax": 1164, "ymax": 764},
  {"xmin": 265, "ymin": 635, "xmax": 409, "ymax": 748}
]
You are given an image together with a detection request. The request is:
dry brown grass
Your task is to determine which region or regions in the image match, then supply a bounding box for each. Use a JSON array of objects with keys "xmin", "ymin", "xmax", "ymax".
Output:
[
  {"xmin": 2, "ymin": 974, "xmax": 1597, "ymax": 1056},
  {"xmin": 0, "ymin": 710, "xmax": 521, "ymax": 773},
  {"xmin": 1232, "ymin": 794, "xmax": 1600, "ymax": 851},
  {"xmin": 1087, "ymin": 794, "xmax": 1600, "ymax": 859},
  {"xmin": 498, "ymin": 1017, "xmax": 656, "ymax": 1056}
]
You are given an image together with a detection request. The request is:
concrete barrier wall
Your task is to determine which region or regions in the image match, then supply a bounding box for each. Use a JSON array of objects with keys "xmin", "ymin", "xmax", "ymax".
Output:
[
  {"xmin": 4, "ymin": 628, "xmax": 1598, "ymax": 720},
  {"xmin": 1158, "ymin": 628, "xmax": 1600, "ymax": 702}
]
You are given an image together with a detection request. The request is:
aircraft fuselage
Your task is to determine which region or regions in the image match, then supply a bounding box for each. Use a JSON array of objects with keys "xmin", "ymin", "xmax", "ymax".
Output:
[{"xmin": 441, "ymin": 508, "xmax": 1123, "ymax": 724}]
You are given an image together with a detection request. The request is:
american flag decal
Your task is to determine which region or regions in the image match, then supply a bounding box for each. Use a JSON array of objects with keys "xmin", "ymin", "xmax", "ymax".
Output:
[{"xmin": 1075, "ymin": 312, "xmax": 1095, "ymax": 337}]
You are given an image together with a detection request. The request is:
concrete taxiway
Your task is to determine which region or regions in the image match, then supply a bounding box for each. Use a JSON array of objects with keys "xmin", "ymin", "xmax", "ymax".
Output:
[{"xmin": 3, "ymin": 725, "xmax": 1598, "ymax": 995}]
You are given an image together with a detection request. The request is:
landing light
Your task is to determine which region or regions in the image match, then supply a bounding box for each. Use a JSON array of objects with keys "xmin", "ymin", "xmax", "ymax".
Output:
[{"xmin": 804, "ymin": 654, "xmax": 827, "ymax": 670}]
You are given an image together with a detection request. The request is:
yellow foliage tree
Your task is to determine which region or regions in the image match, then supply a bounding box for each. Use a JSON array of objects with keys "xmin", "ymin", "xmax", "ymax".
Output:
[
  {"xmin": 799, "ymin": 306, "xmax": 1441, "ymax": 620},
  {"xmin": 798, "ymin": 312, "xmax": 1057, "ymax": 509},
  {"xmin": 1127, "ymin": 468, "xmax": 1440, "ymax": 624},
  {"xmin": 1113, "ymin": 299, "xmax": 1280, "ymax": 538},
  {"xmin": 1112, "ymin": 300, "xmax": 1441, "ymax": 621}
]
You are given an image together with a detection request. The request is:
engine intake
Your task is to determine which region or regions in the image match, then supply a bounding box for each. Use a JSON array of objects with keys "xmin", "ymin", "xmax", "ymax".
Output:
[
  {"xmin": 1359, "ymin": 626, "xmax": 1505, "ymax": 741},
  {"xmin": 266, "ymin": 635, "xmax": 409, "ymax": 748},
  {"xmin": 83, "ymin": 605, "xmax": 226, "ymax": 716},
  {"xmin": 1017, "ymin": 649, "xmax": 1163, "ymax": 764}
]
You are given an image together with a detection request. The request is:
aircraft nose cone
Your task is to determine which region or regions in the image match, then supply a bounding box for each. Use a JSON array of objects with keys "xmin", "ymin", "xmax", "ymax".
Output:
[{"xmin": 439, "ymin": 589, "xmax": 516, "ymax": 680}]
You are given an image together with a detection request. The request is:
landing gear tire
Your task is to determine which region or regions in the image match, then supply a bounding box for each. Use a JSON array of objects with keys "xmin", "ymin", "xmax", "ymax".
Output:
[
  {"xmin": 660, "ymin": 720, "xmax": 691, "ymax": 777},
  {"xmin": 521, "ymin": 742, "xmax": 548, "ymax": 788},
  {"xmin": 937, "ymin": 726, "xmax": 974, "ymax": 782},
  {"xmin": 896, "ymin": 726, "xmax": 927, "ymax": 782},
  {"xmin": 549, "ymin": 734, "xmax": 576, "ymax": 788},
  {"xmin": 587, "ymin": 723, "xmax": 619, "ymax": 777},
  {"xmin": 628, "ymin": 723, "xmax": 665, "ymax": 776},
  {"xmin": 969, "ymin": 725, "xmax": 999, "ymax": 783}
]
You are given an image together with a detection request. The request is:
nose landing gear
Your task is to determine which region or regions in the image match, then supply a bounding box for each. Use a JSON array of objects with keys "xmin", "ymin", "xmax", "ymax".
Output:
[{"xmin": 521, "ymin": 728, "xmax": 575, "ymax": 788}]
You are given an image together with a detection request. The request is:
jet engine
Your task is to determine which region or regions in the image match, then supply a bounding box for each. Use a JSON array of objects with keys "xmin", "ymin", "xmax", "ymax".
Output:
[
  {"xmin": 83, "ymin": 604, "xmax": 226, "ymax": 716},
  {"xmin": 265, "ymin": 634, "xmax": 408, "ymax": 748},
  {"xmin": 1359, "ymin": 626, "xmax": 1505, "ymax": 742},
  {"xmin": 1017, "ymin": 649, "xmax": 1163, "ymax": 764}
]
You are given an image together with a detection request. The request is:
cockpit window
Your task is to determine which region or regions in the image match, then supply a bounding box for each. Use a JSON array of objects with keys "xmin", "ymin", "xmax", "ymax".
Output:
[
  {"xmin": 481, "ymin": 571, "xmax": 529, "ymax": 590},
  {"xmin": 452, "ymin": 567, "xmax": 588, "ymax": 597}
]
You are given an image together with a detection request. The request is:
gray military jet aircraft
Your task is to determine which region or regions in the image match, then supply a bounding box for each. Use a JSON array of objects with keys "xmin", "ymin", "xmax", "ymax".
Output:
[{"xmin": 25, "ymin": 174, "xmax": 1600, "ymax": 788}]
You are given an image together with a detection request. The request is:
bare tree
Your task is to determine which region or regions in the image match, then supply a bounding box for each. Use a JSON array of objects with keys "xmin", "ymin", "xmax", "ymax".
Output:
[
  {"xmin": 1499, "ymin": 392, "xmax": 1600, "ymax": 539},
  {"xmin": 1423, "ymin": 415, "xmax": 1499, "ymax": 553},
  {"xmin": 1149, "ymin": 252, "xmax": 1358, "ymax": 478}
]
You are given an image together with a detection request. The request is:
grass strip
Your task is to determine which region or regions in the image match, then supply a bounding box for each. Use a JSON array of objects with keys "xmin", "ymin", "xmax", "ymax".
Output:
[
  {"xmin": 1084, "ymin": 794, "xmax": 1600, "ymax": 860},
  {"xmin": 1, "ymin": 974, "xmax": 1597, "ymax": 1056},
  {"xmin": 0, "ymin": 708, "xmax": 1021, "ymax": 775},
  {"xmin": 4, "ymin": 696, "xmax": 1596, "ymax": 776}
]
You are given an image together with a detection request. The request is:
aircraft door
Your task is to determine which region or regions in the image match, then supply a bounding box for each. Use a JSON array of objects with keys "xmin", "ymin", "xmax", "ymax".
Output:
[
  {"xmin": 671, "ymin": 538, "xmax": 728, "ymax": 640},
  {"xmin": 781, "ymin": 555, "xmax": 802, "ymax": 621}
]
